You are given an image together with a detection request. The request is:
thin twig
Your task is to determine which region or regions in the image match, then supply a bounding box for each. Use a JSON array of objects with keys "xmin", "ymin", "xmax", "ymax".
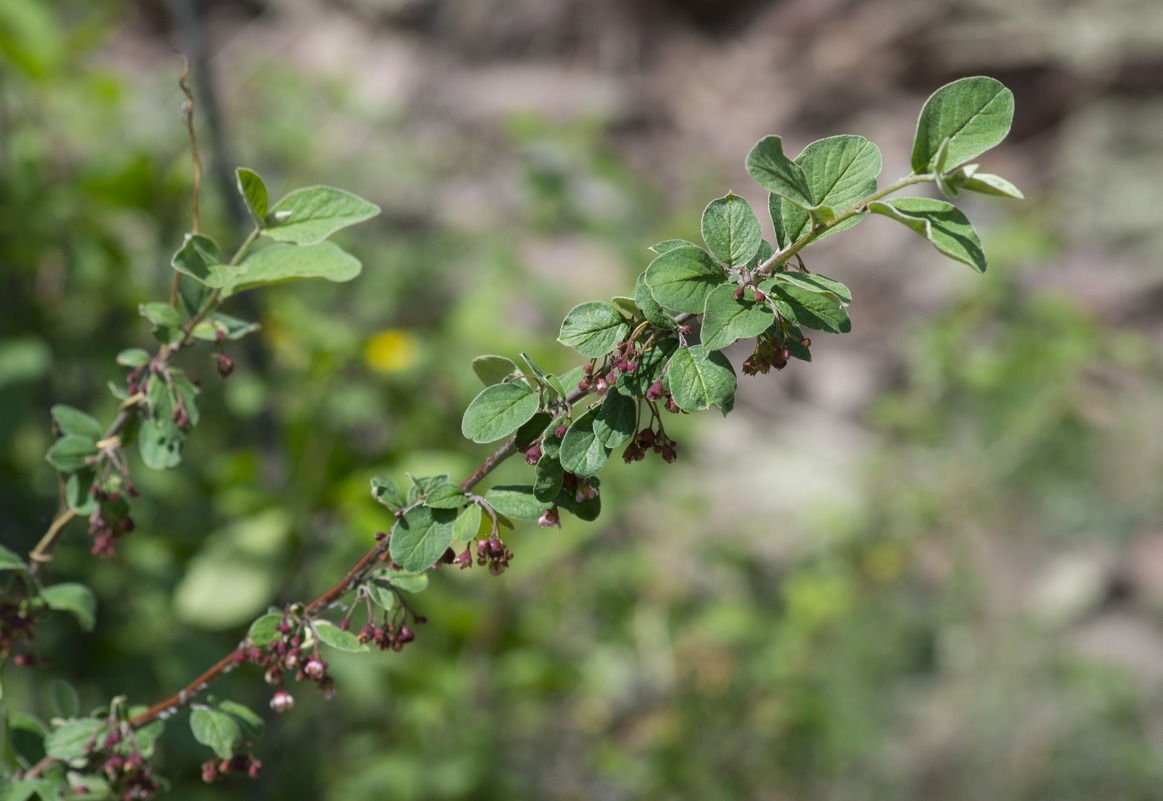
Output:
[{"xmin": 171, "ymin": 53, "xmax": 202, "ymax": 307}]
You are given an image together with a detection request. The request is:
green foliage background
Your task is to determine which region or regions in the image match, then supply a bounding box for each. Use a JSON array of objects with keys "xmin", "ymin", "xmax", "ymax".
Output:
[{"xmin": 3, "ymin": 1, "xmax": 1163, "ymax": 799}]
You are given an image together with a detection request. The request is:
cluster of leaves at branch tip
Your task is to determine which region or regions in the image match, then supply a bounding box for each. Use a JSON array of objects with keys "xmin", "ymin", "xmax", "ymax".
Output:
[
  {"xmin": 420, "ymin": 76, "xmax": 1019, "ymax": 573},
  {"xmin": 12, "ymin": 77, "xmax": 1018, "ymax": 799}
]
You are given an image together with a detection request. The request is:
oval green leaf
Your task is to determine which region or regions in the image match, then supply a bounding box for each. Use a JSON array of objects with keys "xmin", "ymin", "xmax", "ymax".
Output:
[
  {"xmin": 225, "ymin": 241, "xmax": 362, "ymax": 295},
  {"xmin": 558, "ymin": 301, "xmax": 631, "ymax": 358},
  {"xmin": 911, "ymin": 76, "xmax": 1014, "ymax": 173},
  {"xmin": 40, "ymin": 582, "xmax": 96, "ymax": 631},
  {"xmin": 190, "ymin": 708, "xmax": 241, "ymax": 760},
  {"xmin": 265, "ymin": 186, "xmax": 380, "ymax": 245},
  {"xmin": 44, "ymin": 718, "xmax": 104, "ymax": 763},
  {"xmin": 701, "ymin": 193, "xmax": 762, "ymax": 268},
  {"xmin": 559, "ymin": 406, "xmax": 611, "ymax": 478},
  {"xmin": 644, "ymin": 245, "xmax": 726, "ymax": 314},
  {"xmin": 472, "ymin": 354, "xmax": 518, "ymax": 386},
  {"xmin": 593, "ymin": 388, "xmax": 636, "ymax": 448},
  {"xmin": 389, "ymin": 505, "xmax": 457, "ymax": 572},
  {"xmin": 484, "ymin": 485, "xmax": 550, "ymax": 521},
  {"xmin": 313, "ymin": 619, "xmax": 368, "ymax": 653},
  {"xmin": 247, "ymin": 612, "xmax": 283, "ymax": 647},
  {"xmin": 45, "ymin": 435, "xmax": 98, "ymax": 473},
  {"xmin": 461, "ymin": 382, "xmax": 541, "ymax": 444},
  {"xmin": 745, "ymin": 135, "xmax": 812, "ymax": 207},
  {"xmin": 667, "ymin": 345, "xmax": 737, "ymax": 415},
  {"xmin": 236, "ymin": 167, "xmax": 269, "ymax": 225},
  {"xmin": 50, "ymin": 405, "xmax": 103, "ymax": 440},
  {"xmin": 700, "ymin": 284, "xmax": 774, "ymax": 351}
]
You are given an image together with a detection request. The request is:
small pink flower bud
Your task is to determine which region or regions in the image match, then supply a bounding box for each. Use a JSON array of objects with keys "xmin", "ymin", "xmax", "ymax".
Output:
[{"xmin": 270, "ymin": 689, "xmax": 294, "ymax": 713}]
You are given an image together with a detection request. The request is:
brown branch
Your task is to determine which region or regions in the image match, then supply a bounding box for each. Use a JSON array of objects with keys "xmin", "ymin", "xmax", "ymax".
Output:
[{"xmin": 171, "ymin": 53, "xmax": 202, "ymax": 308}]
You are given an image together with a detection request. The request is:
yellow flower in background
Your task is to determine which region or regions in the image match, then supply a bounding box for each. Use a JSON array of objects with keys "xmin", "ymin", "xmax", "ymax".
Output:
[{"xmin": 365, "ymin": 328, "xmax": 419, "ymax": 373}]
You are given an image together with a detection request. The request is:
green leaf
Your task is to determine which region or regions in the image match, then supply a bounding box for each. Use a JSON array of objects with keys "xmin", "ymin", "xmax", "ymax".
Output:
[
  {"xmin": 472, "ymin": 355, "xmax": 518, "ymax": 387},
  {"xmin": 45, "ymin": 435, "xmax": 97, "ymax": 472},
  {"xmin": 634, "ymin": 271, "xmax": 677, "ymax": 330},
  {"xmin": 745, "ymin": 135, "xmax": 813, "ymax": 207},
  {"xmin": 611, "ymin": 296, "xmax": 638, "ymax": 317},
  {"xmin": 371, "ymin": 476, "xmax": 404, "ymax": 510},
  {"xmin": 452, "ymin": 503, "xmax": 483, "ymax": 542},
  {"xmin": 385, "ymin": 568, "xmax": 429, "ymax": 593},
  {"xmin": 0, "ymin": 544, "xmax": 27, "ymax": 572},
  {"xmin": 390, "ymin": 505, "xmax": 457, "ymax": 572},
  {"xmin": 667, "ymin": 345, "xmax": 737, "ymax": 414},
  {"xmin": 649, "ymin": 239, "xmax": 697, "ymax": 255},
  {"xmin": 65, "ymin": 469, "xmax": 98, "ymax": 515},
  {"xmin": 49, "ymin": 680, "xmax": 80, "ymax": 720},
  {"xmin": 190, "ymin": 708, "xmax": 241, "ymax": 760},
  {"xmin": 265, "ymin": 186, "xmax": 380, "ymax": 245},
  {"xmin": 644, "ymin": 244, "xmax": 726, "ymax": 314},
  {"xmin": 425, "ymin": 482, "xmax": 469, "ymax": 509},
  {"xmin": 171, "ymin": 233, "xmax": 227, "ymax": 287},
  {"xmin": 115, "ymin": 348, "xmax": 150, "ymax": 367},
  {"xmin": 764, "ymin": 281, "xmax": 851, "ymax": 334},
  {"xmin": 313, "ymin": 620, "xmax": 368, "ymax": 653},
  {"xmin": 771, "ymin": 272, "xmax": 852, "ymax": 305},
  {"xmin": 191, "ymin": 312, "xmax": 261, "ymax": 342},
  {"xmin": 533, "ymin": 457, "xmax": 564, "ymax": 503},
  {"xmin": 138, "ymin": 371, "xmax": 196, "ymax": 470},
  {"xmin": 558, "ymin": 301, "xmax": 630, "ymax": 358},
  {"xmin": 961, "ymin": 171, "xmax": 1024, "ymax": 199},
  {"xmin": 869, "ymin": 197, "xmax": 987, "ymax": 272},
  {"xmin": 555, "ymin": 476, "xmax": 601, "ymax": 522},
  {"xmin": 461, "ymin": 382, "xmax": 541, "ymax": 444},
  {"xmin": 138, "ymin": 302, "xmax": 183, "ymax": 343},
  {"xmin": 911, "ymin": 76, "xmax": 1014, "ymax": 173},
  {"xmin": 700, "ymin": 284, "xmax": 774, "ymax": 351},
  {"xmin": 783, "ymin": 323, "xmax": 812, "ymax": 362},
  {"xmin": 236, "ymin": 168, "xmax": 269, "ymax": 226},
  {"xmin": 593, "ymin": 388, "xmax": 636, "ymax": 448},
  {"xmin": 44, "ymin": 718, "xmax": 104, "ymax": 763},
  {"xmin": 769, "ymin": 135, "xmax": 881, "ymax": 243},
  {"xmin": 514, "ymin": 411, "xmax": 552, "ymax": 450},
  {"xmin": 178, "ymin": 274, "xmax": 214, "ymax": 319},
  {"xmin": 247, "ymin": 612, "xmax": 283, "ymax": 646},
  {"xmin": 559, "ymin": 406, "xmax": 611, "ymax": 477},
  {"xmin": 40, "ymin": 583, "xmax": 96, "ymax": 631},
  {"xmin": 224, "ymin": 242, "xmax": 362, "ymax": 296},
  {"xmin": 484, "ymin": 485, "xmax": 550, "ymax": 521},
  {"xmin": 217, "ymin": 700, "xmax": 264, "ymax": 742},
  {"xmin": 620, "ymin": 337, "xmax": 678, "ymax": 397},
  {"xmin": 701, "ymin": 193, "xmax": 762, "ymax": 268}
]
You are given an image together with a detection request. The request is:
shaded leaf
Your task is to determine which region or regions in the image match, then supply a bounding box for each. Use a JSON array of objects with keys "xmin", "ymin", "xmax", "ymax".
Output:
[
  {"xmin": 534, "ymin": 457, "xmax": 564, "ymax": 503},
  {"xmin": 634, "ymin": 271, "xmax": 677, "ymax": 330},
  {"xmin": 593, "ymin": 388, "xmax": 636, "ymax": 448},
  {"xmin": 764, "ymin": 281, "xmax": 851, "ymax": 334},
  {"xmin": 51, "ymin": 405, "xmax": 102, "ymax": 440},
  {"xmin": 745, "ymin": 135, "xmax": 812, "ymax": 207},
  {"xmin": 559, "ymin": 406, "xmax": 611, "ymax": 477}
]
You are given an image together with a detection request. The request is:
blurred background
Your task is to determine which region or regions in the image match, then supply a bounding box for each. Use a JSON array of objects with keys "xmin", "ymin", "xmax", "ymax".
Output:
[{"xmin": 3, "ymin": 0, "xmax": 1163, "ymax": 798}]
